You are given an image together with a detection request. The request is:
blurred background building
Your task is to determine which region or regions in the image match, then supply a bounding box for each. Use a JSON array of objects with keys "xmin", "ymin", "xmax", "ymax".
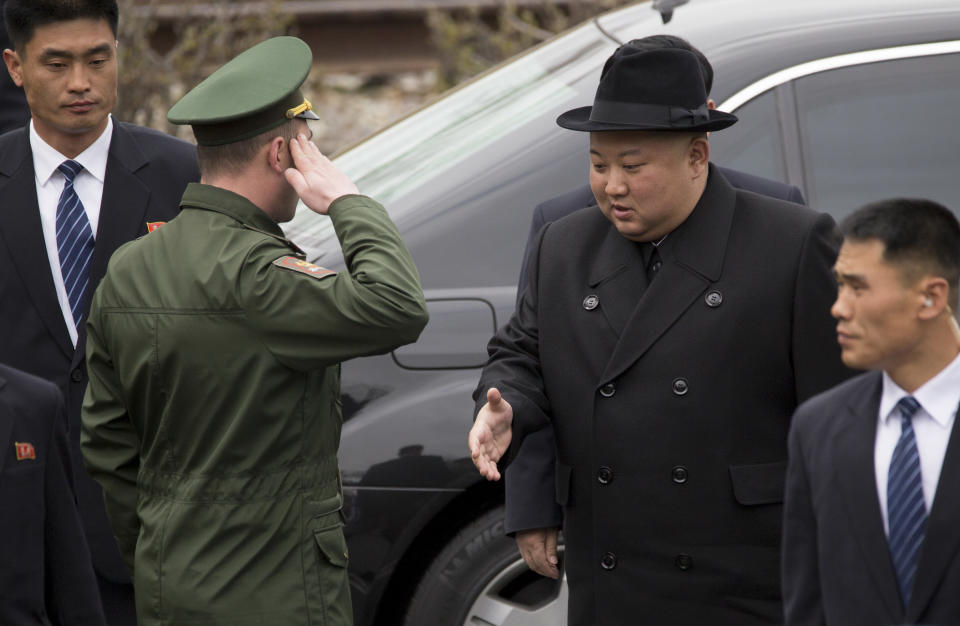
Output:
[{"xmin": 111, "ymin": 0, "xmax": 632, "ymax": 153}]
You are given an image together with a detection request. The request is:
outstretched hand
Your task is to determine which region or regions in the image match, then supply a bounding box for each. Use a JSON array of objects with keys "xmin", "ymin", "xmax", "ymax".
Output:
[
  {"xmin": 468, "ymin": 387, "xmax": 513, "ymax": 481},
  {"xmin": 284, "ymin": 134, "xmax": 359, "ymax": 215}
]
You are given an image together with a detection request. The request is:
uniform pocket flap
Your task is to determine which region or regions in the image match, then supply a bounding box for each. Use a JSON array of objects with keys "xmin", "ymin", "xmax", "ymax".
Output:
[
  {"xmin": 313, "ymin": 524, "xmax": 349, "ymax": 569},
  {"xmin": 305, "ymin": 491, "xmax": 343, "ymax": 521},
  {"xmin": 729, "ymin": 461, "xmax": 787, "ymax": 506},
  {"xmin": 555, "ymin": 462, "xmax": 572, "ymax": 507}
]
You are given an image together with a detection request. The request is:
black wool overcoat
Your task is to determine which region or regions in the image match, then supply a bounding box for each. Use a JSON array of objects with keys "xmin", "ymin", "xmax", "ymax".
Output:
[{"xmin": 476, "ymin": 165, "xmax": 851, "ymax": 625}]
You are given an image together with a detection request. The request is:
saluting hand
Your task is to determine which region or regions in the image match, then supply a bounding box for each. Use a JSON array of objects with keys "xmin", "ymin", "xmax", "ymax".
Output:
[
  {"xmin": 284, "ymin": 134, "xmax": 359, "ymax": 215},
  {"xmin": 468, "ymin": 387, "xmax": 513, "ymax": 481}
]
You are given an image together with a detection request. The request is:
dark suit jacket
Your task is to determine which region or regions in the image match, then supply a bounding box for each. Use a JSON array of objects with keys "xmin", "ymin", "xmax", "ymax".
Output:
[
  {"xmin": 506, "ymin": 167, "xmax": 806, "ymax": 535},
  {"xmin": 476, "ymin": 165, "xmax": 848, "ymax": 624},
  {"xmin": 0, "ymin": 363, "xmax": 105, "ymax": 625},
  {"xmin": 784, "ymin": 371, "xmax": 960, "ymax": 625},
  {"xmin": 0, "ymin": 122, "xmax": 199, "ymax": 582}
]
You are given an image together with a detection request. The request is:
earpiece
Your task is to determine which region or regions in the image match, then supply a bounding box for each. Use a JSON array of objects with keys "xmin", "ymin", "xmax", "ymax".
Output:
[{"xmin": 924, "ymin": 297, "xmax": 934, "ymax": 307}]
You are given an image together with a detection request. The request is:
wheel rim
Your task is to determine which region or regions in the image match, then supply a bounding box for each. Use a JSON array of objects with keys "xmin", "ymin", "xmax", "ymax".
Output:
[{"xmin": 462, "ymin": 552, "xmax": 568, "ymax": 626}]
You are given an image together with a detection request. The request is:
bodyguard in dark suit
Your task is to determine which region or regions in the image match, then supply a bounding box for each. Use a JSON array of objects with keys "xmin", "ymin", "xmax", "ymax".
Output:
[
  {"xmin": 0, "ymin": 362, "xmax": 105, "ymax": 626},
  {"xmin": 0, "ymin": 1, "xmax": 199, "ymax": 622},
  {"xmin": 784, "ymin": 199, "xmax": 960, "ymax": 625},
  {"xmin": 506, "ymin": 35, "xmax": 810, "ymax": 583},
  {"xmin": 469, "ymin": 47, "xmax": 850, "ymax": 624}
]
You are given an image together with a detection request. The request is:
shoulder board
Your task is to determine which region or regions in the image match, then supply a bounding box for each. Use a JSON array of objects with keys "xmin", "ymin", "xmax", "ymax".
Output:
[{"xmin": 272, "ymin": 255, "xmax": 336, "ymax": 279}]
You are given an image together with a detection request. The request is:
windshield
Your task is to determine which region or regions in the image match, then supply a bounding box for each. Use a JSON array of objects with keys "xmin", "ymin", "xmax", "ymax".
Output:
[{"xmin": 281, "ymin": 19, "xmax": 617, "ymax": 269}]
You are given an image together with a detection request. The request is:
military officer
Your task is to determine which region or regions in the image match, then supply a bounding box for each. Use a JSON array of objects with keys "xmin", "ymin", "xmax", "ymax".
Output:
[{"xmin": 81, "ymin": 37, "xmax": 428, "ymax": 625}]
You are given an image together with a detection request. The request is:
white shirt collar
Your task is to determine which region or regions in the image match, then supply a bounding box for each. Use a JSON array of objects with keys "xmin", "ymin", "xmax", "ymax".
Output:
[
  {"xmin": 30, "ymin": 115, "xmax": 113, "ymax": 186},
  {"xmin": 880, "ymin": 350, "xmax": 960, "ymax": 427}
]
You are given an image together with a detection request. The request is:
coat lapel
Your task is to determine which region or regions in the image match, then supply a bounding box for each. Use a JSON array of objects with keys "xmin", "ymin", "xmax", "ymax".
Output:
[
  {"xmin": 0, "ymin": 128, "xmax": 73, "ymax": 358},
  {"xmin": 589, "ymin": 224, "xmax": 647, "ymax": 336},
  {"xmin": 85, "ymin": 122, "xmax": 150, "ymax": 322},
  {"xmin": 598, "ymin": 165, "xmax": 734, "ymax": 385},
  {"xmin": 833, "ymin": 373, "xmax": 904, "ymax": 619},
  {"xmin": 906, "ymin": 395, "xmax": 960, "ymax": 621}
]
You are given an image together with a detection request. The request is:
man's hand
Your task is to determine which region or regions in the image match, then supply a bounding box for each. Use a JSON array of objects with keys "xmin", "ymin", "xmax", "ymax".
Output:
[
  {"xmin": 517, "ymin": 527, "xmax": 560, "ymax": 579},
  {"xmin": 468, "ymin": 387, "xmax": 513, "ymax": 480},
  {"xmin": 284, "ymin": 134, "xmax": 359, "ymax": 214}
]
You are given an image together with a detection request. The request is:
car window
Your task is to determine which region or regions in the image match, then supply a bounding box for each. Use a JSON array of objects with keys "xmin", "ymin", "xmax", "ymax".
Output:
[
  {"xmin": 795, "ymin": 52, "xmax": 960, "ymax": 219},
  {"xmin": 706, "ymin": 89, "xmax": 787, "ymax": 185},
  {"xmin": 282, "ymin": 24, "xmax": 617, "ymax": 287}
]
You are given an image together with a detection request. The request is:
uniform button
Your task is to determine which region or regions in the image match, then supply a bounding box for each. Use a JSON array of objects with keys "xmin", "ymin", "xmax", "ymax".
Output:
[
  {"xmin": 705, "ymin": 290, "xmax": 723, "ymax": 307},
  {"xmin": 675, "ymin": 553, "xmax": 693, "ymax": 570},
  {"xmin": 583, "ymin": 294, "xmax": 599, "ymax": 310},
  {"xmin": 599, "ymin": 382, "xmax": 616, "ymax": 398},
  {"xmin": 672, "ymin": 466, "xmax": 688, "ymax": 484},
  {"xmin": 601, "ymin": 552, "xmax": 617, "ymax": 570},
  {"xmin": 672, "ymin": 378, "xmax": 689, "ymax": 396},
  {"xmin": 651, "ymin": 260, "xmax": 662, "ymax": 274},
  {"xmin": 597, "ymin": 466, "xmax": 614, "ymax": 485},
  {"xmin": 71, "ymin": 368, "xmax": 84, "ymax": 383}
]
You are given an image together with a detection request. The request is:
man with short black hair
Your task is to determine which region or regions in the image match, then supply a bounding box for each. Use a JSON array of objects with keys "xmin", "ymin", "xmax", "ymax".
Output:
[
  {"xmin": 783, "ymin": 198, "xmax": 960, "ymax": 625},
  {"xmin": 0, "ymin": 1, "xmax": 199, "ymax": 622}
]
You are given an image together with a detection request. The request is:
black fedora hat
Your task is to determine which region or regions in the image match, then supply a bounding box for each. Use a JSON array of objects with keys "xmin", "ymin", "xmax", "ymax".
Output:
[{"xmin": 557, "ymin": 47, "xmax": 737, "ymax": 133}]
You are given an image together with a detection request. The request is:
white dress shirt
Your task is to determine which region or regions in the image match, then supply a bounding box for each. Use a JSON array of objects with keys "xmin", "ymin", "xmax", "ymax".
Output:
[
  {"xmin": 31, "ymin": 116, "xmax": 113, "ymax": 346},
  {"xmin": 875, "ymin": 350, "xmax": 960, "ymax": 536}
]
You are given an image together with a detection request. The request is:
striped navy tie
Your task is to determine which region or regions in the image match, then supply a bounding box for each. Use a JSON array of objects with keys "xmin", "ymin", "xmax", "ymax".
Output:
[
  {"xmin": 887, "ymin": 395, "xmax": 926, "ymax": 609},
  {"xmin": 55, "ymin": 160, "xmax": 95, "ymax": 326}
]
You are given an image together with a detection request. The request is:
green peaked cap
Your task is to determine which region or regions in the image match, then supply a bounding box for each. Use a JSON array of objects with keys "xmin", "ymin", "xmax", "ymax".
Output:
[{"xmin": 167, "ymin": 36, "xmax": 319, "ymax": 146}]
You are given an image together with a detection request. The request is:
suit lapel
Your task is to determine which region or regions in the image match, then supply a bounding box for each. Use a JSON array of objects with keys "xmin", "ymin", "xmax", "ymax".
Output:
[
  {"xmin": 833, "ymin": 373, "xmax": 904, "ymax": 619},
  {"xmin": 86, "ymin": 122, "xmax": 150, "ymax": 323},
  {"xmin": 907, "ymin": 395, "xmax": 960, "ymax": 621},
  {"xmin": 589, "ymin": 225, "xmax": 647, "ymax": 336},
  {"xmin": 0, "ymin": 128, "xmax": 73, "ymax": 358},
  {"xmin": 598, "ymin": 165, "xmax": 734, "ymax": 385},
  {"xmin": 0, "ymin": 374, "xmax": 12, "ymax": 472}
]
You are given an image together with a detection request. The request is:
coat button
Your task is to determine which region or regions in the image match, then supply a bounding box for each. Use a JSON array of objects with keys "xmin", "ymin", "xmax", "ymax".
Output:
[
  {"xmin": 583, "ymin": 294, "xmax": 599, "ymax": 310},
  {"xmin": 599, "ymin": 382, "xmax": 616, "ymax": 398},
  {"xmin": 705, "ymin": 290, "xmax": 723, "ymax": 307},
  {"xmin": 597, "ymin": 466, "xmax": 614, "ymax": 485},
  {"xmin": 672, "ymin": 378, "xmax": 689, "ymax": 396},
  {"xmin": 672, "ymin": 466, "xmax": 688, "ymax": 484},
  {"xmin": 71, "ymin": 368, "xmax": 84, "ymax": 383},
  {"xmin": 675, "ymin": 553, "xmax": 693, "ymax": 570},
  {"xmin": 601, "ymin": 552, "xmax": 617, "ymax": 570}
]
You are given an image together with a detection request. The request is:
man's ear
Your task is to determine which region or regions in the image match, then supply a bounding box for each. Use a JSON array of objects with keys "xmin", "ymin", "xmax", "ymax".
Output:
[
  {"xmin": 3, "ymin": 49, "xmax": 24, "ymax": 87},
  {"xmin": 688, "ymin": 134, "xmax": 709, "ymax": 177},
  {"xmin": 266, "ymin": 136, "xmax": 287, "ymax": 174},
  {"xmin": 918, "ymin": 276, "xmax": 950, "ymax": 321}
]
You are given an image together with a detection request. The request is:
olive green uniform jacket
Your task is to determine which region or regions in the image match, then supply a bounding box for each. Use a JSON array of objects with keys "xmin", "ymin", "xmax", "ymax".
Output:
[{"xmin": 81, "ymin": 183, "xmax": 428, "ymax": 625}]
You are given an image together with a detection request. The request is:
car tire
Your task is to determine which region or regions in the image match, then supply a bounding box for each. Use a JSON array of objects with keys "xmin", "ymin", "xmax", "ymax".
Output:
[{"xmin": 404, "ymin": 506, "xmax": 567, "ymax": 626}]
